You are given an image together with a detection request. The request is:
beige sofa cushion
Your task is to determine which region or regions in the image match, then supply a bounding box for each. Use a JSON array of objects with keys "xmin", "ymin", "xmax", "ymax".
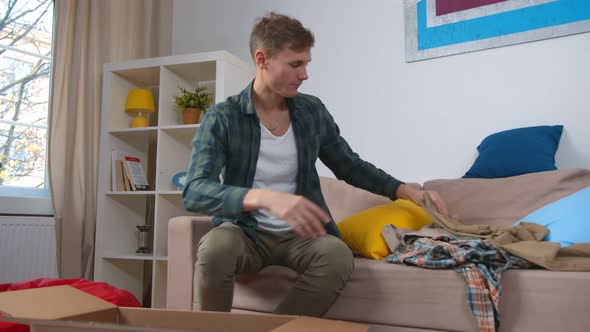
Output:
[
  {"xmin": 422, "ymin": 168, "xmax": 590, "ymax": 227},
  {"xmin": 233, "ymin": 260, "xmax": 477, "ymax": 331},
  {"xmin": 320, "ymin": 177, "xmax": 391, "ymax": 223}
]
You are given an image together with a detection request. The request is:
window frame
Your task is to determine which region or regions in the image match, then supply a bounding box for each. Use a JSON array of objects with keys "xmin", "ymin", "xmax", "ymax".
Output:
[{"xmin": 0, "ymin": 0, "xmax": 54, "ymax": 216}]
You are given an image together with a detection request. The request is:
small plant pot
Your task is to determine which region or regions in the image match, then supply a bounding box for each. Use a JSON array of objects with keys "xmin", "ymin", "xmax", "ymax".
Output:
[{"xmin": 182, "ymin": 108, "xmax": 201, "ymax": 124}]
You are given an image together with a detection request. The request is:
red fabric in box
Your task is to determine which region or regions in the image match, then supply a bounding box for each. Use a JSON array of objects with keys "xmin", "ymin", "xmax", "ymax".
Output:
[{"xmin": 0, "ymin": 278, "xmax": 141, "ymax": 332}]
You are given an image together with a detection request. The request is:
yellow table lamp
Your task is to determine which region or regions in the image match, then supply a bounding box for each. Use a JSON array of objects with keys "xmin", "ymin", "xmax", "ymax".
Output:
[{"xmin": 125, "ymin": 88, "xmax": 155, "ymax": 128}]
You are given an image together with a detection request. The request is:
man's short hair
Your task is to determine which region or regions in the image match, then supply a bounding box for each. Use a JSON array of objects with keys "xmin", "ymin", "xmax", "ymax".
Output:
[{"xmin": 249, "ymin": 12, "xmax": 315, "ymax": 59}]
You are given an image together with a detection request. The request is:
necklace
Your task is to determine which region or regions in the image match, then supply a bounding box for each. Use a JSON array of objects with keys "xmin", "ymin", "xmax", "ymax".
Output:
[
  {"xmin": 265, "ymin": 118, "xmax": 281, "ymax": 131},
  {"xmin": 260, "ymin": 102, "xmax": 288, "ymax": 131}
]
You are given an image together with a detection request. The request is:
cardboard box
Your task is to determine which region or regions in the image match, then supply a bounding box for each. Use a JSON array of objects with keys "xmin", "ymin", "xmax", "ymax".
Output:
[{"xmin": 0, "ymin": 286, "xmax": 368, "ymax": 332}]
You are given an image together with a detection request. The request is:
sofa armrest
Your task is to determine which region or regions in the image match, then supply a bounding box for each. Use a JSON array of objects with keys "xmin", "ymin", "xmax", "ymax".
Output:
[{"xmin": 166, "ymin": 215, "xmax": 214, "ymax": 310}]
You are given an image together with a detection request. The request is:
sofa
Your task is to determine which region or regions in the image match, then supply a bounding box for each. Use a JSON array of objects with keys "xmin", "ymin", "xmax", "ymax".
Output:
[{"xmin": 167, "ymin": 169, "xmax": 590, "ymax": 332}]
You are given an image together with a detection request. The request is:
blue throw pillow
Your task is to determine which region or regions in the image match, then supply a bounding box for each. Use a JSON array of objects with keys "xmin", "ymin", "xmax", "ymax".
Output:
[
  {"xmin": 464, "ymin": 125, "xmax": 563, "ymax": 179},
  {"xmin": 515, "ymin": 186, "xmax": 590, "ymax": 247}
]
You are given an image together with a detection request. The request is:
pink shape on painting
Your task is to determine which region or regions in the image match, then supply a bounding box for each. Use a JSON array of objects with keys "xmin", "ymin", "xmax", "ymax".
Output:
[{"xmin": 435, "ymin": 0, "xmax": 508, "ymax": 16}]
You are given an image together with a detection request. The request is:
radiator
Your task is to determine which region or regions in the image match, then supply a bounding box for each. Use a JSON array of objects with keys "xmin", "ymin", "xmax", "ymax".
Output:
[{"xmin": 0, "ymin": 216, "xmax": 58, "ymax": 283}]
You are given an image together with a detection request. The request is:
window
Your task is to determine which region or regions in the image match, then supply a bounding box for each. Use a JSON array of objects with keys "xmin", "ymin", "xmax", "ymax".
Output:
[{"xmin": 0, "ymin": 0, "xmax": 54, "ymax": 215}]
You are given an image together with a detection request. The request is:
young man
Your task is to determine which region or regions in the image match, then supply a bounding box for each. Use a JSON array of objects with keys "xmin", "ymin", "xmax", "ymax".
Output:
[{"xmin": 183, "ymin": 12, "xmax": 448, "ymax": 317}]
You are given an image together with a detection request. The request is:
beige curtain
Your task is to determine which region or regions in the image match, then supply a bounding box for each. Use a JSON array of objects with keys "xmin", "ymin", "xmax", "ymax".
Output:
[{"xmin": 48, "ymin": 0, "xmax": 172, "ymax": 279}]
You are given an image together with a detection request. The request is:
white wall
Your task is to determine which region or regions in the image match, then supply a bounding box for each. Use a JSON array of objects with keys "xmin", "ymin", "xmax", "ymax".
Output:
[{"xmin": 172, "ymin": 0, "xmax": 590, "ymax": 183}]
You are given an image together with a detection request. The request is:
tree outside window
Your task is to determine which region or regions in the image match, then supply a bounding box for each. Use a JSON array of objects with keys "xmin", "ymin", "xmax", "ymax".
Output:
[{"xmin": 0, "ymin": 0, "xmax": 53, "ymax": 192}]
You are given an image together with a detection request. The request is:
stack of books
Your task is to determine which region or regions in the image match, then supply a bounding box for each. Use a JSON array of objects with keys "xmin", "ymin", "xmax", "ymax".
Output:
[{"xmin": 111, "ymin": 150, "xmax": 149, "ymax": 191}]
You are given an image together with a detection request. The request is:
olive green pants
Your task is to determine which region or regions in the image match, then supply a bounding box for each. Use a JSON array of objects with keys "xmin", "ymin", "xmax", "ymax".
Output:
[{"xmin": 193, "ymin": 222, "xmax": 354, "ymax": 317}]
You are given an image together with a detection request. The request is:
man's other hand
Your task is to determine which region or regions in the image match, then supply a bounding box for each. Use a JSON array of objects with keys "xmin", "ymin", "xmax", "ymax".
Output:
[{"xmin": 244, "ymin": 189, "xmax": 330, "ymax": 237}]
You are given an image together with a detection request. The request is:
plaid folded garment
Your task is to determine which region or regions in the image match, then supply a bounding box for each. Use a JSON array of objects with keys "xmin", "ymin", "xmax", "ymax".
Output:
[{"xmin": 386, "ymin": 236, "xmax": 532, "ymax": 332}]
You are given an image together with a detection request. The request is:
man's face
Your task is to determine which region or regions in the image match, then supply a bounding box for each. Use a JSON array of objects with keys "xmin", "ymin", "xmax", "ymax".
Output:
[{"xmin": 262, "ymin": 47, "xmax": 311, "ymax": 98}]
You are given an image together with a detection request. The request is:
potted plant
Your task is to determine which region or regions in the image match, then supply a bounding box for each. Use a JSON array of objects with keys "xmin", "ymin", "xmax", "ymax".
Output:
[{"xmin": 173, "ymin": 86, "xmax": 213, "ymax": 124}]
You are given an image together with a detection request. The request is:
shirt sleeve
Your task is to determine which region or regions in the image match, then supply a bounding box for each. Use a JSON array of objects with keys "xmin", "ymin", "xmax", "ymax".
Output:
[
  {"xmin": 316, "ymin": 100, "xmax": 404, "ymax": 200},
  {"xmin": 183, "ymin": 109, "xmax": 249, "ymax": 217}
]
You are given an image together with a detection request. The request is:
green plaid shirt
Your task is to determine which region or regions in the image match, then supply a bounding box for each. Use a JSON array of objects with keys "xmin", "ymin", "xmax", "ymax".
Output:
[{"xmin": 183, "ymin": 81, "xmax": 403, "ymax": 242}]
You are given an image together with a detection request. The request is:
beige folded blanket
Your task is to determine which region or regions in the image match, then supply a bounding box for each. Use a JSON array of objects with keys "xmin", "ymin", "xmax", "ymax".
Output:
[{"xmin": 416, "ymin": 193, "xmax": 590, "ymax": 271}]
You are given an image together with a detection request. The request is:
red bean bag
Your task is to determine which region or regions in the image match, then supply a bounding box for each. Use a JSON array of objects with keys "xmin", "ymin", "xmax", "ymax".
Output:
[{"xmin": 0, "ymin": 278, "xmax": 141, "ymax": 332}]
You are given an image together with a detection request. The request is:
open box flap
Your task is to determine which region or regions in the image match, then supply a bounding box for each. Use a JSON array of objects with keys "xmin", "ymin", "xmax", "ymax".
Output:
[
  {"xmin": 117, "ymin": 307, "xmax": 295, "ymax": 331},
  {"xmin": 0, "ymin": 286, "xmax": 369, "ymax": 332},
  {"xmin": 0, "ymin": 317, "xmax": 201, "ymax": 332},
  {"xmin": 117, "ymin": 308, "xmax": 368, "ymax": 332},
  {"xmin": 2, "ymin": 312, "xmax": 368, "ymax": 332},
  {"xmin": 0, "ymin": 285, "xmax": 116, "ymax": 320},
  {"xmin": 271, "ymin": 316, "xmax": 369, "ymax": 332}
]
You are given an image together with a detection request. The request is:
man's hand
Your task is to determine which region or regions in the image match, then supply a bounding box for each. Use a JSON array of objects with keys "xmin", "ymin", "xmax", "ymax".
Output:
[
  {"xmin": 243, "ymin": 189, "xmax": 331, "ymax": 238},
  {"xmin": 396, "ymin": 184, "xmax": 449, "ymax": 216}
]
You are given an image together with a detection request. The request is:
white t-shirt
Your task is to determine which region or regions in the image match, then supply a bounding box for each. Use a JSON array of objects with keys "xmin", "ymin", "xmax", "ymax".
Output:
[{"xmin": 251, "ymin": 123, "xmax": 298, "ymax": 232}]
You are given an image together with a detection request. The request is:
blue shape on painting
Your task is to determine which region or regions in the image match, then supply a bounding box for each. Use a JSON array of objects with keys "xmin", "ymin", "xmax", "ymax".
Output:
[{"xmin": 417, "ymin": 0, "xmax": 590, "ymax": 50}]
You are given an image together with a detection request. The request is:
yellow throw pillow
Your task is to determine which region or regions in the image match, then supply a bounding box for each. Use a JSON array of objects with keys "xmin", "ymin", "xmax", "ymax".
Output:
[{"xmin": 337, "ymin": 199, "xmax": 432, "ymax": 259}]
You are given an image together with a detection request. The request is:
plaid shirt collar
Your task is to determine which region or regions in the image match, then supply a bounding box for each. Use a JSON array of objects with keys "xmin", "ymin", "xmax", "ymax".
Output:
[{"xmin": 238, "ymin": 79, "xmax": 298, "ymax": 116}]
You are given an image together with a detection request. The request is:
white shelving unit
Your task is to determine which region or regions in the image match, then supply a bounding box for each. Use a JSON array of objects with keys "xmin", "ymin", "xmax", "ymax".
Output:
[{"xmin": 94, "ymin": 51, "xmax": 253, "ymax": 308}]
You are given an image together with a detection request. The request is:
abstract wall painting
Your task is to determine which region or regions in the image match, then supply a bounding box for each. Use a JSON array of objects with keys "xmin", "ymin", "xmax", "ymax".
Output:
[{"xmin": 404, "ymin": 0, "xmax": 590, "ymax": 62}]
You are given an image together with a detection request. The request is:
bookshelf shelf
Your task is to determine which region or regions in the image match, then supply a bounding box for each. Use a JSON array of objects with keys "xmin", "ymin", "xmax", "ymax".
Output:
[
  {"xmin": 95, "ymin": 51, "xmax": 253, "ymax": 308},
  {"xmin": 109, "ymin": 127, "xmax": 159, "ymax": 133},
  {"xmin": 109, "ymin": 128, "xmax": 158, "ymax": 140},
  {"xmin": 106, "ymin": 191, "xmax": 157, "ymax": 195},
  {"xmin": 159, "ymin": 124, "xmax": 200, "ymax": 130},
  {"xmin": 157, "ymin": 191, "xmax": 183, "ymax": 195},
  {"xmin": 103, "ymin": 254, "xmax": 155, "ymax": 261}
]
